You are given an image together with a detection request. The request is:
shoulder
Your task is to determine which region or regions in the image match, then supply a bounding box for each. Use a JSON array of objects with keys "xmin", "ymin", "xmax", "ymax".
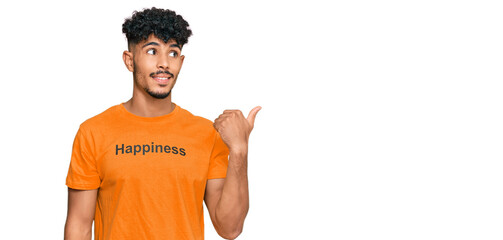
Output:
[
  {"xmin": 178, "ymin": 106, "xmax": 215, "ymax": 127},
  {"xmin": 78, "ymin": 104, "xmax": 120, "ymax": 131},
  {"xmin": 177, "ymin": 106, "xmax": 218, "ymax": 135}
]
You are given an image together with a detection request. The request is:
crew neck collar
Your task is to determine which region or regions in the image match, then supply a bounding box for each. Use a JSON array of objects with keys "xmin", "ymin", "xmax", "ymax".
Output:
[{"xmin": 118, "ymin": 102, "xmax": 180, "ymax": 123}]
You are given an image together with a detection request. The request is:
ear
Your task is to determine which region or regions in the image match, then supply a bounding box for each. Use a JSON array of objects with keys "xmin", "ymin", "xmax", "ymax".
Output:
[{"xmin": 123, "ymin": 50, "xmax": 134, "ymax": 72}]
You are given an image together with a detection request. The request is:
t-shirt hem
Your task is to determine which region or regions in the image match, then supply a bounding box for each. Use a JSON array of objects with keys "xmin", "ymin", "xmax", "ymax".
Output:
[
  {"xmin": 207, "ymin": 174, "xmax": 227, "ymax": 179},
  {"xmin": 66, "ymin": 182, "xmax": 100, "ymax": 190}
]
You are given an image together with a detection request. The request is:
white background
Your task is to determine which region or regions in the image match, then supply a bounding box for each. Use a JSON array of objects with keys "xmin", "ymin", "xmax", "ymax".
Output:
[{"xmin": 1, "ymin": 0, "xmax": 502, "ymax": 239}]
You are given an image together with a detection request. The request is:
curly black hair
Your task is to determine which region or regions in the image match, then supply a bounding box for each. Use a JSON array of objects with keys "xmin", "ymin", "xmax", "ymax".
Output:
[{"xmin": 122, "ymin": 7, "xmax": 193, "ymax": 48}]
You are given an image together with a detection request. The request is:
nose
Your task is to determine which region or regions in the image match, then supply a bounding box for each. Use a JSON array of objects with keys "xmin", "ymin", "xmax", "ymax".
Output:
[{"xmin": 157, "ymin": 53, "xmax": 170, "ymax": 69}]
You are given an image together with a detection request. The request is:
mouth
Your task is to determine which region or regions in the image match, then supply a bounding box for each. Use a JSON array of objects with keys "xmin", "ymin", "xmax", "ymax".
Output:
[{"xmin": 151, "ymin": 75, "xmax": 172, "ymax": 85}]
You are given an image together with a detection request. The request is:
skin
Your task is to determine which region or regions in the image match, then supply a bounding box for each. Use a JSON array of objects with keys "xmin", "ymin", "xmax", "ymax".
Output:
[
  {"xmin": 64, "ymin": 188, "xmax": 97, "ymax": 240},
  {"xmin": 121, "ymin": 34, "xmax": 185, "ymax": 116},
  {"xmin": 209, "ymin": 106, "xmax": 261, "ymax": 239},
  {"xmin": 64, "ymin": 33, "xmax": 261, "ymax": 240}
]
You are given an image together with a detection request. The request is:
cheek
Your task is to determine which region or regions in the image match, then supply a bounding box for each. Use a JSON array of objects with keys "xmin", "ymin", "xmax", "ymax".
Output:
[
  {"xmin": 133, "ymin": 65, "xmax": 150, "ymax": 83},
  {"xmin": 134, "ymin": 59, "xmax": 153, "ymax": 74},
  {"xmin": 171, "ymin": 61, "xmax": 183, "ymax": 73}
]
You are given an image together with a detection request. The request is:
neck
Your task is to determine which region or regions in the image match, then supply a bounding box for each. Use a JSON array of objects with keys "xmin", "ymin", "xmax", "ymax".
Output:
[{"xmin": 123, "ymin": 87, "xmax": 175, "ymax": 118}]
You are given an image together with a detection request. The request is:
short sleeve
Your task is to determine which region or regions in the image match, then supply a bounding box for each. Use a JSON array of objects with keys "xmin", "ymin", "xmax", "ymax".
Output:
[
  {"xmin": 65, "ymin": 127, "xmax": 101, "ymax": 190},
  {"xmin": 207, "ymin": 130, "xmax": 230, "ymax": 179}
]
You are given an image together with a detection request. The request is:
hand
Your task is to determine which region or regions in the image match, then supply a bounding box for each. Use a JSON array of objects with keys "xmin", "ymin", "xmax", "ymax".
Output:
[{"xmin": 213, "ymin": 106, "xmax": 262, "ymax": 153}]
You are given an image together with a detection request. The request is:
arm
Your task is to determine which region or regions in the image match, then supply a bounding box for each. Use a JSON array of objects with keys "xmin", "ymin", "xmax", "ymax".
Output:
[
  {"xmin": 205, "ymin": 149, "xmax": 249, "ymax": 240},
  {"xmin": 207, "ymin": 106, "xmax": 261, "ymax": 239},
  {"xmin": 64, "ymin": 188, "xmax": 98, "ymax": 240}
]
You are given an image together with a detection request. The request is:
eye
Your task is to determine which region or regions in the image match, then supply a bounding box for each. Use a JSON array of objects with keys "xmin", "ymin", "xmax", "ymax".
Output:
[
  {"xmin": 147, "ymin": 49, "xmax": 156, "ymax": 55},
  {"xmin": 169, "ymin": 51, "xmax": 178, "ymax": 57}
]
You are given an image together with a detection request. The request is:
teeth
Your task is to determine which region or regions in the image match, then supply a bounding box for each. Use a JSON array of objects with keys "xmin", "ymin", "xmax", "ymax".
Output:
[{"xmin": 156, "ymin": 77, "xmax": 168, "ymax": 80}]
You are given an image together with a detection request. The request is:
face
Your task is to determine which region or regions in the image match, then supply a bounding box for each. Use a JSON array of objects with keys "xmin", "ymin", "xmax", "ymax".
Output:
[{"xmin": 123, "ymin": 34, "xmax": 185, "ymax": 99}]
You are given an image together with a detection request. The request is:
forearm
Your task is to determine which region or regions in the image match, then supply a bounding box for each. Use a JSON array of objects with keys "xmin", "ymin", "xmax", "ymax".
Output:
[
  {"xmin": 64, "ymin": 220, "xmax": 92, "ymax": 240},
  {"xmin": 215, "ymin": 149, "xmax": 250, "ymax": 239}
]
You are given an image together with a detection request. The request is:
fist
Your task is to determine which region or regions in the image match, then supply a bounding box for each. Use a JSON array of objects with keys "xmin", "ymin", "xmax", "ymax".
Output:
[{"xmin": 213, "ymin": 106, "xmax": 262, "ymax": 153}]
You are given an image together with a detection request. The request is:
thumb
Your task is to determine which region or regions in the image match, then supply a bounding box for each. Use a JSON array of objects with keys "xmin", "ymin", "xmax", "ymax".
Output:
[{"xmin": 247, "ymin": 106, "xmax": 262, "ymax": 128}]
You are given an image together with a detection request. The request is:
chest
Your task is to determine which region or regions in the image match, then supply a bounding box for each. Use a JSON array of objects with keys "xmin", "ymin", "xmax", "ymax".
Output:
[{"xmin": 96, "ymin": 132, "xmax": 211, "ymax": 189}]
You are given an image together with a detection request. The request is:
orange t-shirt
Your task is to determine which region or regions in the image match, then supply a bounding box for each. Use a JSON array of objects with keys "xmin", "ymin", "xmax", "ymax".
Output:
[{"xmin": 65, "ymin": 102, "xmax": 229, "ymax": 240}]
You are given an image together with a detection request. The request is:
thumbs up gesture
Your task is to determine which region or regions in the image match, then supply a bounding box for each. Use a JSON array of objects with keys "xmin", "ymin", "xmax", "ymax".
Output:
[{"xmin": 213, "ymin": 106, "xmax": 262, "ymax": 153}]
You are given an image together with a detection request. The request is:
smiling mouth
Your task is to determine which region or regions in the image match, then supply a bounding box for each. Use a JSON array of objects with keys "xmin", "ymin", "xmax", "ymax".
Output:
[{"xmin": 152, "ymin": 76, "xmax": 171, "ymax": 84}]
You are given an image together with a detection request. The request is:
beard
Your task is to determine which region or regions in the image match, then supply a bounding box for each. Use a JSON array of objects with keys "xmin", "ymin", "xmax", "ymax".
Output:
[
  {"xmin": 133, "ymin": 62, "xmax": 173, "ymax": 99},
  {"xmin": 144, "ymin": 86, "xmax": 171, "ymax": 99}
]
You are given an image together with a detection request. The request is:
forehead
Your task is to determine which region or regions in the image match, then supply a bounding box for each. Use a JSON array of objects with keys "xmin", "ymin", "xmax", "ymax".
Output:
[
  {"xmin": 143, "ymin": 34, "xmax": 178, "ymax": 45},
  {"xmin": 134, "ymin": 34, "xmax": 180, "ymax": 50}
]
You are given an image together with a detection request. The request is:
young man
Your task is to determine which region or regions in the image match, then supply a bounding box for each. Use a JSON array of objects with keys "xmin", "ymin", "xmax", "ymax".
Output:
[{"xmin": 64, "ymin": 7, "xmax": 260, "ymax": 240}]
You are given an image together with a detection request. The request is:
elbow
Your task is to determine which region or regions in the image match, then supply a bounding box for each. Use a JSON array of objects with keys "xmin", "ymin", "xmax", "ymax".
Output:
[
  {"xmin": 64, "ymin": 219, "xmax": 93, "ymax": 240},
  {"xmin": 219, "ymin": 228, "xmax": 242, "ymax": 240},
  {"xmin": 214, "ymin": 205, "xmax": 248, "ymax": 239},
  {"xmin": 216, "ymin": 220, "xmax": 244, "ymax": 240}
]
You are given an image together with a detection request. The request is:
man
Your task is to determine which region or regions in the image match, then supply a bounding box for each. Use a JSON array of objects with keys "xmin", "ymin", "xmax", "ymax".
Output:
[{"xmin": 64, "ymin": 7, "xmax": 260, "ymax": 240}]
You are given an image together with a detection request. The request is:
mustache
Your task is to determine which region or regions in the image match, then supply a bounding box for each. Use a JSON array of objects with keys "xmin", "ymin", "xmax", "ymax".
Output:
[{"xmin": 150, "ymin": 70, "xmax": 174, "ymax": 78}]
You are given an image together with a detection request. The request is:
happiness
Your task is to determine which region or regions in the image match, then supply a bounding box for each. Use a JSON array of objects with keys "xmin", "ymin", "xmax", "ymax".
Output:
[{"xmin": 115, "ymin": 142, "xmax": 186, "ymax": 156}]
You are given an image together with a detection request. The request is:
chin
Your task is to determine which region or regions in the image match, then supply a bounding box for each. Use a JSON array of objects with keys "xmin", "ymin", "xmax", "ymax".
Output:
[
  {"xmin": 143, "ymin": 85, "xmax": 172, "ymax": 99},
  {"xmin": 149, "ymin": 92, "xmax": 171, "ymax": 99}
]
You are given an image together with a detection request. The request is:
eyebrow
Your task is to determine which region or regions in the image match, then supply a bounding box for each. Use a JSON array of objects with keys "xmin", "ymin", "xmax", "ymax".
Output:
[
  {"xmin": 142, "ymin": 42, "xmax": 181, "ymax": 50},
  {"xmin": 142, "ymin": 42, "xmax": 160, "ymax": 48},
  {"xmin": 170, "ymin": 44, "xmax": 181, "ymax": 50}
]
